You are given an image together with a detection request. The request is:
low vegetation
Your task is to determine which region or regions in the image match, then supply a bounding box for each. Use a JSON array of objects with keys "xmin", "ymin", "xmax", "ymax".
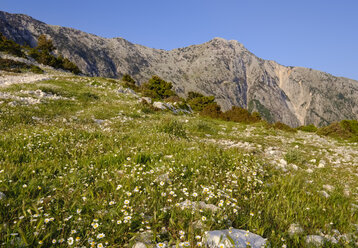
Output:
[
  {"xmin": 0, "ymin": 58, "xmax": 43, "ymax": 74},
  {"xmin": 317, "ymin": 120, "xmax": 358, "ymax": 141},
  {"xmin": 121, "ymin": 74, "xmax": 138, "ymax": 91},
  {"xmin": 28, "ymin": 35, "xmax": 81, "ymax": 74},
  {"xmin": 141, "ymin": 75, "xmax": 176, "ymax": 100},
  {"xmin": 186, "ymin": 92, "xmax": 216, "ymax": 112},
  {"xmin": 1, "ymin": 36, "xmax": 358, "ymax": 247},
  {"xmin": 0, "ymin": 33, "xmax": 25, "ymax": 57},
  {"xmin": 0, "ymin": 33, "xmax": 81, "ymax": 75},
  {"xmin": 0, "ymin": 73, "xmax": 356, "ymax": 247},
  {"xmin": 297, "ymin": 124, "xmax": 318, "ymax": 133}
]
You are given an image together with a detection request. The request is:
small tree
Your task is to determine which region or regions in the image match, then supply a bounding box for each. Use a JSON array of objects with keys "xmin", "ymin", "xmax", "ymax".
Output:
[
  {"xmin": 63, "ymin": 58, "xmax": 81, "ymax": 74},
  {"xmin": 0, "ymin": 32, "xmax": 25, "ymax": 57},
  {"xmin": 187, "ymin": 94, "xmax": 215, "ymax": 112},
  {"xmin": 187, "ymin": 91, "xmax": 204, "ymax": 100},
  {"xmin": 37, "ymin": 34, "xmax": 55, "ymax": 52},
  {"xmin": 221, "ymin": 106, "xmax": 261, "ymax": 124},
  {"xmin": 141, "ymin": 75, "xmax": 176, "ymax": 100},
  {"xmin": 200, "ymin": 102, "xmax": 222, "ymax": 119},
  {"xmin": 122, "ymin": 74, "xmax": 138, "ymax": 90}
]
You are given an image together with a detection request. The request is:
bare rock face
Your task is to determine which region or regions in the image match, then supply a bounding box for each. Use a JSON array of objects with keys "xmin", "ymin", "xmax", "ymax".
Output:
[{"xmin": 1, "ymin": 11, "xmax": 357, "ymax": 127}]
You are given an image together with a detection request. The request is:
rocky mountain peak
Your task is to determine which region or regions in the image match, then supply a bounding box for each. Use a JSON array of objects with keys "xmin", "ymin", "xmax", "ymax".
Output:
[{"xmin": 0, "ymin": 10, "xmax": 357, "ymax": 127}]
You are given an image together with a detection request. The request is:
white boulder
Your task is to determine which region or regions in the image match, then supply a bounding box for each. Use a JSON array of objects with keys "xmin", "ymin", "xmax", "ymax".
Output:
[{"xmin": 205, "ymin": 229, "xmax": 266, "ymax": 248}]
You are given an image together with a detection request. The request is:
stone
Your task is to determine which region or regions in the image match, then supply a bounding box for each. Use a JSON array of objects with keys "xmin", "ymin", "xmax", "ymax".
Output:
[
  {"xmin": 279, "ymin": 159, "xmax": 287, "ymax": 166},
  {"xmin": 155, "ymin": 173, "xmax": 171, "ymax": 184},
  {"xmin": 0, "ymin": 191, "xmax": 6, "ymax": 200},
  {"xmin": 305, "ymin": 235, "xmax": 325, "ymax": 246},
  {"xmin": 288, "ymin": 223, "xmax": 304, "ymax": 236},
  {"xmin": 153, "ymin": 101, "xmax": 167, "ymax": 110},
  {"xmin": 117, "ymin": 87, "xmax": 137, "ymax": 96},
  {"xmin": 322, "ymin": 184, "xmax": 334, "ymax": 192},
  {"xmin": 134, "ymin": 231, "xmax": 153, "ymax": 246},
  {"xmin": 132, "ymin": 242, "xmax": 147, "ymax": 248},
  {"xmin": 139, "ymin": 97, "xmax": 152, "ymax": 104},
  {"xmin": 197, "ymin": 201, "xmax": 220, "ymax": 212},
  {"xmin": 93, "ymin": 118, "xmax": 105, "ymax": 125},
  {"xmin": 306, "ymin": 169, "xmax": 313, "ymax": 173},
  {"xmin": 205, "ymin": 229, "xmax": 266, "ymax": 248},
  {"xmin": 317, "ymin": 160, "xmax": 326, "ymax": 168},
  {"xmin": 320, "ymin": 191, "xmax": 330, "ymax": 198},
  {"xmin": 177, "ymin": 200, "xmax": 219, "ymax": 212},
  {"xmin": 193, "ymin": 220, "xmax": 206, "ymax": 229}
]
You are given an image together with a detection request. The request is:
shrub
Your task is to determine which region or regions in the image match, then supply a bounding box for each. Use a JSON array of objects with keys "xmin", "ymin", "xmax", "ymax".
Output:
[
  {"xmin": 186, "ymin": 92, "xmax": 215, "ymax": 112},
  {"xmin": 28, "ymin": 35, "xmax": 81, "ymax": 74},
  {"xmin": 297, "ymin": 124, "xmax": 317, "ymax": 132},
  {"xmin": 141, "ymin": 76, "xmax": 176, "ymax": 100},
  {"xmin": 37, "ymin": 34, "xmax": 55, "ymax": 52},
  {"xmin": 0, "ymin": 33, "xmax": 25, "ymax": 57},
  {"xmin": 164, "ymin": 95, "xmax": 183, "ymax": 103},
  {"xmin": 30, "ymin": 65, "xmax": 44, "ymax": 74},
  {"xmin": 200, "ymin": 103, "xmax": 222, "ymax": 119},
  {"xmin": 122, "ymin": 74, "xmax": 138, "ymax": 91},
  {"xmin": 187, "ymin": 91, "xmax": 205, "ymax": 100},
  {"xmin": 62, "ymin": 58, "xmax": 81, "ymax": 74},
  {"xmin": 317, "ymin": 120, "xmax": 358, "ymax": 140},
  {"xmin": 221, "ymin": 106, "xmax": 261, "ymax": 124},
  {"xmin": 0, "ymin": 58, "xmax": 31, "ymax": 72},
  {"xmin": 272, "ymin": 122, "xmax": 297, "ymax": 132}
]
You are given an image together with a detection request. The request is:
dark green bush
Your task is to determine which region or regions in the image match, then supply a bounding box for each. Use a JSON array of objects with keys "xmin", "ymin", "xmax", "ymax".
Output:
[
  {"xmin": 200, "ymin": 103, "xmax": 222, "ymax": 119},
  {"xmin": 122, "ymin": 74, "xmax": 138, "ymax": 91},
  {"xmin": 141, "ymin": 76, "xmax": 176, "ymax": 100},
  {"xmin": 186, "ymin": 92, "xmax": 217, "ymax": 112},
  {"xmin": 187, "ymin": 91, "xmax": 205, "ymax": 100},
  {"xmin": 297, "ymin": 124, "xmax": 317, "ymax": 132},
  {"xmin": 28, "ymin": 35, "xmax": 81, "ymax": 74},
  {"xmin": 272, "ymin": 122, "xmax": 297, "ymax": 132},
  {"xmin": 317, "ymin": 120, "xmax": 358, "ymax": 140},
  {"xmin": 0, "ymin": 58, "xmax": 33, "ymax": 73},
  {"xmin": 221, "ymin": 106, "xmax": 261, "ymax": 124},
  {"xmin": 30, "ymin": 65, "xmax": 44, "ymax": 74},
  {"xmin": 62, "ymin": 58, "xmax": 81, "ymax": 74},
  {"xmin": 187, "ymin": 95, "xmax": 216, "ymax": 112},
  {"xmin": 164, "ymin": 95, "xmax": 183, "ymax": 103},
  {"xmin": 37, "ymin": 34, "xmax": 55, "ymax": 52},
  {"xmin": 0, "ymin": 33, "xmax": 25, "ymax": 57}
]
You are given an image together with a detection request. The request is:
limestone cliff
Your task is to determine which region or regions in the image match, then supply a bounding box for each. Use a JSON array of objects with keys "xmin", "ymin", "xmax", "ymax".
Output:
[{"xmin": 1, "ymin": 11, "xmax": 357, "ymax": 127}]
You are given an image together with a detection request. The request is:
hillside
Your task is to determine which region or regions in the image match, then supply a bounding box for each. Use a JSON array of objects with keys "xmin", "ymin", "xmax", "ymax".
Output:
[
  {"xmin": 1, "ymin": 11, "xmax": 358, "ymax": 127},
  {"xmin": 0, "ymin": 65, "xmax": 357, "ymax": 247}
]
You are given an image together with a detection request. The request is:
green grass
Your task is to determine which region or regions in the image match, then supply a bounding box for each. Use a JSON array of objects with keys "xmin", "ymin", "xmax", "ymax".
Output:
[{"xmin": 0, "ymin": 74, "xmax": 357, "ymax": 247}]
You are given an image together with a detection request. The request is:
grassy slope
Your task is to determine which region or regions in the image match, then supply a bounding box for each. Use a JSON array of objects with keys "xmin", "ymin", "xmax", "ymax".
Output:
[{"xmin": 0, "ymin": 73, "xmax": 357, "ymax": 247}]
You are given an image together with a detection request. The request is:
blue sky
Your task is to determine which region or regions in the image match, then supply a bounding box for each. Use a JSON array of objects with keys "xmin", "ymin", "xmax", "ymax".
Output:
[{"xmin": 2, "ymin": 0, "xmax": 358, "ymax": 80}]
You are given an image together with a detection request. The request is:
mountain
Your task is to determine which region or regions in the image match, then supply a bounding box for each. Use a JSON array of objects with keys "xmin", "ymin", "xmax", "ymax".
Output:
[{"xmin": 1, "ymin": 10, "xmax": 357, "ymax": 127}]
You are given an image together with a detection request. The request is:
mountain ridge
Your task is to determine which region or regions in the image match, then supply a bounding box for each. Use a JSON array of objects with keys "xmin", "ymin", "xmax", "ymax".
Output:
[{"xmin": 1, "ymin": 10, "xmax": 357, "ymax": 127}]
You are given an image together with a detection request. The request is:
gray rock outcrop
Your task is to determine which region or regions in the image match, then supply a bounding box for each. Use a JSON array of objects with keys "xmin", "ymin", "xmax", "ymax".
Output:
[
  {"xmin": 204, "ymin": 229, "xmax": 267, "ymax": 248},
  {"xmin": 1, "ymin": 11, "xmax": 358, "ymax": 127}
]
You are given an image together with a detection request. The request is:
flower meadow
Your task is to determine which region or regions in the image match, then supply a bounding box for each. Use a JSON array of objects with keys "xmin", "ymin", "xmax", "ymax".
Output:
[{"xmin": 0, "ymin": 74, "xmax": 357, "ymax": 247}]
